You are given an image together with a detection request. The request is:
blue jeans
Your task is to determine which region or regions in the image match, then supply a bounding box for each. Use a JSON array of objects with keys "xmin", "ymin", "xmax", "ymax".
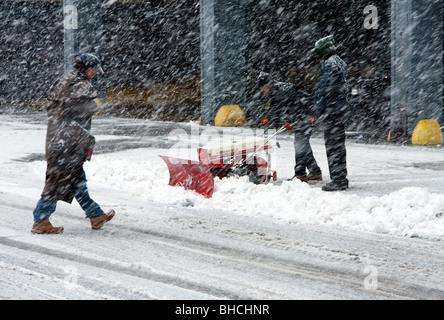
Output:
[{"xmin": 33, "ymin": 170, "xmax": 104, "ymax": 222}]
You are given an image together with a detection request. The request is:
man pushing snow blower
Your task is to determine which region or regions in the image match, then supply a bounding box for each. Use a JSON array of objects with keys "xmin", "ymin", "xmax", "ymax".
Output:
[
  {"xmin": 159, "ymin": 71, "xmax": 323, "ymax": 199},
  {"xmin": 257, "ymin": 71, "xmax": 322, "ymax": 183}
]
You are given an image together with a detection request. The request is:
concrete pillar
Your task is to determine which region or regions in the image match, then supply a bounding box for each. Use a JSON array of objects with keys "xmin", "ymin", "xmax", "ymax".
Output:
[
  {"xmin": 63, "ymin": 0, "xmax": 102, "ymax": 68},
  {"xmin": 391, "ymin": 0, "xmax": 443, "ymax": 142},
  {"xmin": 63, "ymin": 0, "xmax": 76, "ymax": 73},
  {"xmin": 200, "ymin": 0, "xmax": 247, "ymax": 125}
]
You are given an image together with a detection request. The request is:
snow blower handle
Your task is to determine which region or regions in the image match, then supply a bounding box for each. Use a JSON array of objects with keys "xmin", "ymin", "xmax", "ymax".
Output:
[
  {"xmin": 271, "ymin": 121, "xmax": 296, "ymax": 135},
  {"xmin": 283, "ymin": 123, "xmax": 292, "ymax": 131},
  {"xmin": 243, "ymin": 121, "xmax": 296, "ymax": 165},
  {"xmin": 262, "ymin": 121, "xmax": 296, "ymax": 144}
]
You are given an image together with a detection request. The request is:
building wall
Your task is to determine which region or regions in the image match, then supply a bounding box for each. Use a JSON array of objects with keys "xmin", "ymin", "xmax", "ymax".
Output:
[
  {"xmin": 0, "ymin": 0, "xmax": 64, "ymax": 105},
  {"xmin": 0, "ymin": 0, "xmax": 394, "ymax": 130}
]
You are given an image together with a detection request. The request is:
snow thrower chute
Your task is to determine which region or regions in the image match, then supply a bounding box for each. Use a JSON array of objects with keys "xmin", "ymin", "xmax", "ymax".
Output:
[{"xmin": 159, "ymin": 123, "xmax": 293, "ymax": 198}]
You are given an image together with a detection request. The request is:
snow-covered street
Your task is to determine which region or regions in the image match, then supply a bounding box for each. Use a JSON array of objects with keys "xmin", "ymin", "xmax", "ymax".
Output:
[{"xmin": 1, "ymin": 112, "xmax": 443, "ymax": 300}]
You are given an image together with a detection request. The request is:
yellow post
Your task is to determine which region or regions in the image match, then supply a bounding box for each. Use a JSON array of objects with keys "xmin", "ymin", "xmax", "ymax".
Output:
[
  {"xmin": 411, "ymin": 119, "xmax": 443, "ymax": 145},
  {"xmin": 214, "ymin": 104, "xmax": 246, "ymax": 127}
]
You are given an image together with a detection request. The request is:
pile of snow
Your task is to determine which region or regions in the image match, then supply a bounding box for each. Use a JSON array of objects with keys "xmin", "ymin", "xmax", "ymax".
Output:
[{"xmin": 28, "ymin": 148, "xmax": 444, "ymax": 240}]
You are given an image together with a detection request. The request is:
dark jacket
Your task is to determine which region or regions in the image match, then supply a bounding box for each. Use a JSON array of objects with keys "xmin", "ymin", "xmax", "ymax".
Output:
[
  {"xmin": 314, "ymin": 54, "xmax": 351, "ymax": 120},
  {"xmin": 266, "ymin": 81, "xmax": 313, "ymax": 126},
  {"xmin": 41, "ymin": 71, "xmax": 97, "ymax": 203}
]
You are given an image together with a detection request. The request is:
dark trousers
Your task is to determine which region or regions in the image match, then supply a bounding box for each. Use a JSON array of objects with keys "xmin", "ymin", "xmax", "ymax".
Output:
[
  {"xmin": 293, "ymin": 122, "xmax": 321, "ymax": 177},
  {"xmin": 324, "ymin": 119, "xmax": 348, "ymax": 183}
]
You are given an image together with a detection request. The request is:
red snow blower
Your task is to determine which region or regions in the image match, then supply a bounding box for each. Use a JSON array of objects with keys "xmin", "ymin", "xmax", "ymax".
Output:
[{"xmin": 159, "ymin": 123, "xmax": 293, "ymax": 198}]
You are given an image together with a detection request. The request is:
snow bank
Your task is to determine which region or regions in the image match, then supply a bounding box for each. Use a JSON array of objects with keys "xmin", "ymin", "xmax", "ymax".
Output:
[{"xmin": 29, "ymin": 149, "xmax": 444, "ymax": 240}]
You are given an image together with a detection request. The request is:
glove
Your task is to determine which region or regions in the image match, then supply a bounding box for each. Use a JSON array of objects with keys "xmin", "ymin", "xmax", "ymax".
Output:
[
  {"xmin": 260, "ymin": 119, "xmax": 269, "ymax": 126},
  {"xmin": 283, "ymin": 123, "xmax": 292, "ymax": 131},
  {"xmin": 310, "ymin": 117, "xmax": 315, "ymax": 125},
  {"xmin": 86, "ymin": 150, "xmax": 93, "ymax": 161},
  {"xmin": 94, "ymin": 98, "xmax": 104, "ymax": 116}
]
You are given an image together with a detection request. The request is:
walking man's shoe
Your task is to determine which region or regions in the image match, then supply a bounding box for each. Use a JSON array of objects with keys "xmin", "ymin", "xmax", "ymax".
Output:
[
  {"xmin": 89, "ymin": 209, "xmax": 115, "ymax": 230},
  {"xmin": 31, "ymin": 219, "xmax": 64, "ymax": 234},
  {"xmin": 322, "ymin": 180, "xmax": 348, "ymax": 191}
]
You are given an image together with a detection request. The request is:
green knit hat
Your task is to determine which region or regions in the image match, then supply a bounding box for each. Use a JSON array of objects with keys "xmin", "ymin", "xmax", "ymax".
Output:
[{"xmin": 315, "ymin": 35, "xmax": 336, "ymax": 60}]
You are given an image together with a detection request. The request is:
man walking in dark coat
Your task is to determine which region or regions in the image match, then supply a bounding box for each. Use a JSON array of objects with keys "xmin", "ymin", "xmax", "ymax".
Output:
[
  {"xmin": 314, "ymin": 35, "xmax": 351, "ymax": 191},
  {"xmin": 258, "ymin": 72, "xmax": 322, "ymax": 182},
  {"xmin": 31, "ymin": 53, "xmax": 115, "ymax": 234}
]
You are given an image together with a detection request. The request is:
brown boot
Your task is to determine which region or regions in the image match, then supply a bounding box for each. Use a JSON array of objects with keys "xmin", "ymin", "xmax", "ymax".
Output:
[
  {"xmin": 287, "ymin": 175, "xmax": 308, "ymax": 182},
  {"xmin": 89, "ymin": 209, "xmax": 115, "ymax": 230},
  {"xmin": 31, "ymin": 219, "xmax": 64, "ymax": 234},
  {"xmin": 306, "ymin": 173, "xmax": 322, "ymax": 181}
]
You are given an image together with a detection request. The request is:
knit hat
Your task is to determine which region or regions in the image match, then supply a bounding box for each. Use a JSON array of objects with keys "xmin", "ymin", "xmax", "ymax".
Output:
[
  {"xmin": 77, "ymin": 53, "xmax": 104, "ymax": 74},
  {"xmin": 315, "ymin": 35, "xmax": 336, "ymax": 60},
  {"xmin": 257, "ymin": 71, "xmax": 273, "ymax": 88}
]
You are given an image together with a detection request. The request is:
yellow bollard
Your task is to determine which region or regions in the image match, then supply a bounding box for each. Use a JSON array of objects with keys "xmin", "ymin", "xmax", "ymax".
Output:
[
  {"xmin": 214, "ymin": 104, "xmax": 246, "ymax": 127},
  {"xmin": 411, "ymin": 119, "xmax": 443, "ymax": 145}
]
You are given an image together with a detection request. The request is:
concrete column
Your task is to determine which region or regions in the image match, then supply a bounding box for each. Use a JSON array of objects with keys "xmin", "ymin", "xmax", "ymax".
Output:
[
  {"xmin": 391, "ymin": 0, "xmax": 443, "ymax": 142},
  {"xmin": 63, "ymin": 0, "xmax": 102, "ymax": 69},
  {"xmin": 63, "ymin": 0, "xmax": 103, "ymax": 90},
  {"xmin": 200, "ymin": 0, "xmax": 247, "ymax": 125},
  {"xmin": 63, "ymin": 0, "xmax": 77, "ymax": 73}
]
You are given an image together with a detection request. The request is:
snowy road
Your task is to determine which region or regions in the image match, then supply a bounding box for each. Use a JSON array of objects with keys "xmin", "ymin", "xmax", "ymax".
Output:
[{"xmin": 1, "ymin": 112, "xmax": 443, "ymax": 300}]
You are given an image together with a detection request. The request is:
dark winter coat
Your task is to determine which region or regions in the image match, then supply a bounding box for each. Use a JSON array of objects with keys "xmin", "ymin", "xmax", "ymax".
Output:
[
  {"xmin": 265, "ymin": 81, "xmax": 313, "ymax": 126},
  {"xmin": 41, "ymin": 71, "xmax": 98, "ymax": 203},
  {"xmin": 314, "ymin": 54, "xmax": 351, "ymax": 121}
]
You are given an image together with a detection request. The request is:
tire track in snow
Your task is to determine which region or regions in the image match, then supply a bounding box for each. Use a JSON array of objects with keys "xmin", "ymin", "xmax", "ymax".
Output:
[
  {"xmin": 114, "ymin": 225, "xmax": 444, "ymax": 300},
  {"xmin": 0, "ymin": 236, "xmax": 248, "ymax": 299},
  {"xmin": 6, "ymin": 216, "xmax": 432, "ymax": 300},
  {"xmin": 1, "ymin": 201, "xmax": 443, "ymax": 299},
  {"xmin": 0, "ymin": 258, "xmax": 117, "ymax": 300}
]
